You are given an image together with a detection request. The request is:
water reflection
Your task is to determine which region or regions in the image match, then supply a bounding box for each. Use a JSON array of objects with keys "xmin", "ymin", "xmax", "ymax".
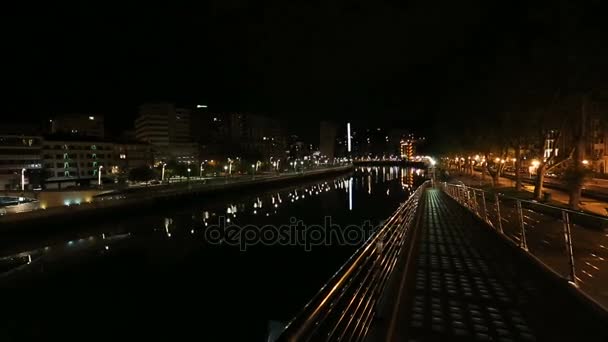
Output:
[
  {"xmin": 0, "ymin": 166, "xmax": 427, "ymax": 341},
  {"xmin": 0, "ymin": 167, "xmax": 426, "ymax": 271}
]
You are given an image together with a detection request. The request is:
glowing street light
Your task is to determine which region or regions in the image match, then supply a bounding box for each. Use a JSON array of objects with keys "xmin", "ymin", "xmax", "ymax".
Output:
[
  {"xmin": 21, "ymin": 168, "xmax": 26, "ymax": 191},
  {"xmin": 582, "ymin": 160, "xmax": 589, "ymax": 165},
  {"xmin": 161, "ymin": 163, "xmax": 167, "ymax": 182},
  {"xmin": 98, "ymin": 165, "xmax": 103, "ymax": 186},
  {"xmin": 200, "ymin": 161, "xmax": 205, "ymax": 177},
  {"xmin": 531, "ymin": 160, "xmax": 540, "ymax": 167},
  {"xmin": 347, "ymin": 122, "xmax": 352, "ymax": 153}
]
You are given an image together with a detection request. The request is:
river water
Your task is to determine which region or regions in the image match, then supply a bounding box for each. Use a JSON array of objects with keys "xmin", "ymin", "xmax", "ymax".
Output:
[{"xmin": 0, "ymin": 166, "xmax": 425, "ymax": 341}]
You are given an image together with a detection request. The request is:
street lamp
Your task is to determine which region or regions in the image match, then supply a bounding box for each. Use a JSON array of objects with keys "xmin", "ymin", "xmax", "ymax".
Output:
[
  {"xmin": 187, "ymin": 168, "xmax": 191, "ymax": 181},
  {"xmin": 21, "ymin": 168, "xmax": 26, "ymax": 191},
  {"xmin": 98, "ymin": 165, "xmax": 103, "ymax": 186},
  {"xmin": 200, "ymin": 161, "xmax": 205, "ymax": 178},
  {"xmin": 161, "ymin": 163, "xmax": 167, "ymax": 182}
]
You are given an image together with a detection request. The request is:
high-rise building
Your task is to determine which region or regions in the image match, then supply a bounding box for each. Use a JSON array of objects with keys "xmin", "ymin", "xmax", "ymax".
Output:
[
  {"xmin": 191, "ymin": 111, "xmax": 286, "ymax": 160},
  {"xmin": 51, "ymin": 114, "xmax": 105, "ymax": 138},
  {"xmin": 135, "ymin": 103, "xmax": 196, "ymax": 164},
  {"xmin": 400, "ymin": 134, "xmax": 425, "ymax": 160},
  {"xmin": 400, "ymin": 139, "xmax": 414, "ymax": 160},
  {"xmin": 319, "ymin": 121, "xmax": 336, "ymax": 159}
]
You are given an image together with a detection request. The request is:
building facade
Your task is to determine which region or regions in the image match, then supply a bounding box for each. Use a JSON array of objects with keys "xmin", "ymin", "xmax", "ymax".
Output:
[
  {"xmin": 0, "ymin": 135, "xmax": 43, "ymax": 190},
  {"xmin": 113, "ymin": 142, "xmax": 154, "ymax": 174},
  {"xmin": 42, "ymin": 139, "xmax": 114, "ymax": 189},
  {"xmin": 191, "ymin": 111, "xmax": 286, "ymax": 160},
  {"xmin": 319, "ymin": 121, "xmax": 336, "ymax": 159},
  {"xmin": 135, "ymin": 103, "xmax": 196, "ymax": 163}
]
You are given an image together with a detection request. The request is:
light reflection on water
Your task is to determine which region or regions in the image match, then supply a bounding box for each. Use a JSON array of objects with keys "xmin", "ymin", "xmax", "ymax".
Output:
[{"xmin": 0, "ymin": 166, "xmax": 426, "ymax": 341}]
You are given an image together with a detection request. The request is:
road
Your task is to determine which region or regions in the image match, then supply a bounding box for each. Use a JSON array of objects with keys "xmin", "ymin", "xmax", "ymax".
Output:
[
  {"xmin": 460, "ymin": 170, "xmax": 608, "ymax": 216},
  {"xmin": 501, "ymin": 171, "xmax": 608, "ymax": 198}
]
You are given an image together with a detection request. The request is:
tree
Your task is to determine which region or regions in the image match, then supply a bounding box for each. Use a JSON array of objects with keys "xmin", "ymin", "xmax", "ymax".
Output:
[
  {"xmin": 567, "ymin": 94, "xmax": 589, "ymax": 209},
  {"xmin": 128, "ymin": 166, "xmax": 156, "ymax": 182}
]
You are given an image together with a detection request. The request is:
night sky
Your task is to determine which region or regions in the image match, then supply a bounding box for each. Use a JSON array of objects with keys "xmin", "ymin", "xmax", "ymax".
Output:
[{"xmin": 2, "ymin": 1, "xmax": 607, "ymax": 148}]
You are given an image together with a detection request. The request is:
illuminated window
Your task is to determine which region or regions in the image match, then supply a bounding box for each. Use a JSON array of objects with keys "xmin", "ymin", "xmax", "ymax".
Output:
[{"xmin": 120, "ymin": 154, "xmax": 126, "ymax": 159}]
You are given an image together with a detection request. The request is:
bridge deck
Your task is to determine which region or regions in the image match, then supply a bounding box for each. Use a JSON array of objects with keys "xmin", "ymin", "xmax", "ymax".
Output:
[{"xmin": 388, "ymin": 188, "xmax": 607, "ymax": 341}]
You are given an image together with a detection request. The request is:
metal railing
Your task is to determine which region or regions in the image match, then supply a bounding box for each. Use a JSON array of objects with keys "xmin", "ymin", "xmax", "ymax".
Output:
[
  {"xmin": 275, "ymin": 181, "xmax": 430, "ymax": 342},
  {"xmin": 441, "ymin": 182, "xmax": 608, "ymax": 310}
]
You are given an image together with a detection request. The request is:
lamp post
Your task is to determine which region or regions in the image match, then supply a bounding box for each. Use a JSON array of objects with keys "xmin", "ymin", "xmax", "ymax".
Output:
[
  {"xmin": 200, "ymin": 161, "xmax": 205, "ymax": 178},
  {"xmin": 161, "ymin": 163, "xmax": 167, "ymax": 183},
  {"xmin": 187, "ymin": 168, "xmax": 191, "ymax": 181},
  {"xmin": 251, "ymin": 164, "xmax": 256, "ymax": 177},
  {"xmin": 98, "ymin": 165, "xmax": 103, "ymax": 186},
  {"xmin": 21, "ymin": 168, "xmax": 26, "ymax": 191}
]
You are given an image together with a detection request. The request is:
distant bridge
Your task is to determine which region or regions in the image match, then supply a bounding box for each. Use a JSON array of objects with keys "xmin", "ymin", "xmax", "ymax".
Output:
[{"xmin": 353, "ymin": 160, "xmax": 428, "ymax": 168}]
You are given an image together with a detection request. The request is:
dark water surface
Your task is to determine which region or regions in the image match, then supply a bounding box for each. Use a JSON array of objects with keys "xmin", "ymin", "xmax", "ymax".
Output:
[{"xmin": 0, "ymin": 167, "xmax": 425, "ymax": 341}]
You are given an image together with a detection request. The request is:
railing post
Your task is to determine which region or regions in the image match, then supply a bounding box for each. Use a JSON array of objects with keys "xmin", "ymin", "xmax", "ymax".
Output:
[
  {"xmin": 457, "ymin": 186, "xmax": 462, "ymax": 203},
  {"xmin": 561, "ymin": 211, "xmax": 578, "ymax": 287},
  {"xmin": 516, "ymin": 200, "xmax": 528, "ymax": 251},
  {"xmin": 481, "ymin": 191, "xmax": 488, "ymax": 223},
  {"xmin": 494, "ymin": 194, "xmax": 503, "ymax": 234},
  {"xmin": 472, "ymin": 189, "xmax": 480, "ymax": 217}
]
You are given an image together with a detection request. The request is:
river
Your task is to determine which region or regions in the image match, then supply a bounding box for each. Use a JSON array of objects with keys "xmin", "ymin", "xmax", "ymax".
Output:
[{"xmin": 0, "ymin": 166, "xmax": 426, "ymax": 341}]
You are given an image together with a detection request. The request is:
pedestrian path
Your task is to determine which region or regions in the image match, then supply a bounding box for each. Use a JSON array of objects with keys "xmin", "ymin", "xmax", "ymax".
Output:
[{"xmin": 388, "ymin": 189, "xmax": 607, "ymax": 341}]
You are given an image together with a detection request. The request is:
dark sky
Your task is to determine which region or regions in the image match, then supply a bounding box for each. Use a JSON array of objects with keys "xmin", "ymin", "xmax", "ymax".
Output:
[{"xmin": 2, "ymin": 1, "xmax": 607, "ymax": 146}]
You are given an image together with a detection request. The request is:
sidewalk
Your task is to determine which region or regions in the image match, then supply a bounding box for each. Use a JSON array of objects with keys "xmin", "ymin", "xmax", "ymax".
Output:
[
  {"xmin": 454, "ymin": 171, "xmax": 608, "ymax": 217},
  {"xmin": 388, "ymin": 189, "xmax": 608, "ymax": 341}
]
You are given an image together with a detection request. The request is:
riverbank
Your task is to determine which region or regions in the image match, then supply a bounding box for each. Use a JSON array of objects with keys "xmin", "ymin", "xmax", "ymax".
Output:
[{"xmin": 0, "ymin": 165, "xmax": 353, "ymax": 232}]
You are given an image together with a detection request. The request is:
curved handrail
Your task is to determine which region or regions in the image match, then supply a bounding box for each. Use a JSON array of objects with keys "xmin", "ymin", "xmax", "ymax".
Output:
[{"xmin": 276, "ymin": 180, "xmax": 430, "ymax": 342}]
